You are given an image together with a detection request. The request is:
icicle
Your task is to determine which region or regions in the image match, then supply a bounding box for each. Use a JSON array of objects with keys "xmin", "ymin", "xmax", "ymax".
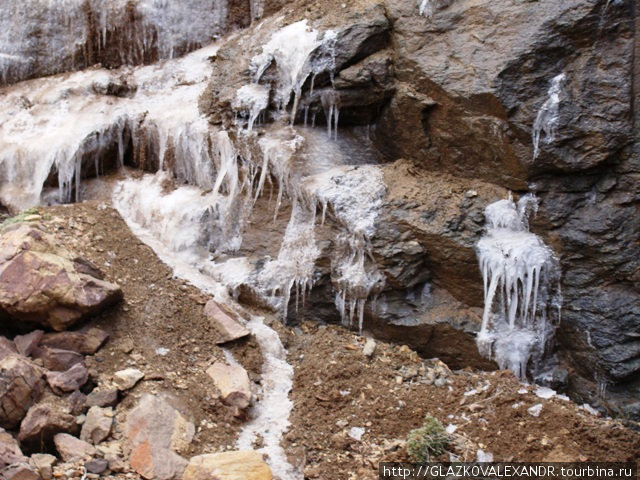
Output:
[
  {"xmin": 532, "ymin": 73, "xmax": 566, "ymax": 159},
  {"xmin": 321, "ymin": 90, "xmax": 341, "ymax": 141}
]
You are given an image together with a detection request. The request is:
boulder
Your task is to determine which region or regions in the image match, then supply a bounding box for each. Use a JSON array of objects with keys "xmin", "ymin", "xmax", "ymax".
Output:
[
  {"xmin": 29, "ymin": 454, "xmax": 56, "ymax": 480},
  {"xmin": 0, "ymin": 427, "xmax": 27, "ymax": 468},
  {"xmin": 203, "ymin": 300, "xmax": 250, "ymax": 344},
  {"xmin": 0, "ymin": 356, "xmax": 44, "ymax": 429},
  {"xmin": 80, "ymin": 406, "xmax": 113, "ymax": 445},
  {"xmin": 40, "ymin": 328, "xmax": 109, "ymax": 355},
  {"xmin": 182, "ymin": 451, "xmax": 272, "ymax": 480},
  {"xmin": 18, "ymin": 397, "xmax": 77, "ymax": 450},
  {"xmin": 125, "ymin": 394, "xmax": 195, "ymax": 480},
  {"xmin": 14, "ymin": 331, "xmax": 43, "ymax": 358},
  {"xmin": 53, "ymin": 433, "xmax": 95, "ymax": 462},
  {"xmin": 45, "ymin": 363, "xmax": 89, "ymax": 394},
  {"xmin": 206, "ymin": 362, "xmax": 252, "ymax": 410},
  {"xmin": 0, "ymin": 463, "xmax": 40, "ymax": 480},
  {"xmin": 85, "ymin": 388, "xmax": 119, "ymax": 408},
  {"xmin": 0, "ymin": 224, "xmax": 122, "ymax": 331}
]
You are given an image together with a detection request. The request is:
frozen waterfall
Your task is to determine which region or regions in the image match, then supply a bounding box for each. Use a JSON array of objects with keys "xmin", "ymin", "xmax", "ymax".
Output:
[
  {"xmin": 532, "ymin": 73, "xmax": 566, "ymax": 159},
  {"xmin": 476, "ymin": 194, "xmax": 562, "ymax": 379}
]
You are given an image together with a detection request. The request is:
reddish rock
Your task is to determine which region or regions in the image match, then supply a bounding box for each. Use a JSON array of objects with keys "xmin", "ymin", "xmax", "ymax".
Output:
[
  {"xmin": 0, "ymin": 356, "xmax": 44, "ymax": 429},
  {"xmin": 204, "ymin": 300, "xmax": 250, "ymax": 344},
  {"xmin": 45, "ymin": 363, "xmax": 89, "ymax": 394},
  {"xmin": 37, "ymin": 347, "xmax": 83, "ymax": 372},
  {"xmin": 53, "ymin": 433, "xmax": 95, "ymax": 462},
  {"xmin": 0, "ymin": 224, "xmax": 122, "ymax": 331},
  {"xmin": 80, "ymin": 406, "xmax": 113, "ymax": 445},
  {"xmin": 18, "ymin": 397, "xmax": 77, "ymax": 450},
  {"xmin": 14, "ymin": 331, "xmax": 43, "ymax": 358},
  {"xmin": 125, "ymin": 394, "xmax": 195, "ymax": 480},
  {"xmin": 40, "ymin": 328, "xmax": 109, "ymax": 356},
  {"xmin": 0, "ymin": 427, "xmax": 27, "ymax": 468}
]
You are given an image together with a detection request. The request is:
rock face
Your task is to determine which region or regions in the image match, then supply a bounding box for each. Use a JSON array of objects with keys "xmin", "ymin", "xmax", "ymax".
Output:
[
  {"xmin": 0, "ymin": 355, "xmax": 44, "ymax": 429},
  {"xmin": 0, "ymin": 224, "xmax": 122, "ymax": 331},
  {"xmin": 125, "ymin": 394, "xmax": 195, "ymax": 480},
  {"xmin": 182, "ymin": 451, "xmax": 272, "ymax": 480}
]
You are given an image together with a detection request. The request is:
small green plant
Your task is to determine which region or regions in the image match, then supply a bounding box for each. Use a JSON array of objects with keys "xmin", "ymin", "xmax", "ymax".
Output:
[
  {"xmin": 407, "ymin": 416, "xmax": 450, "ymax": 462},
  {"xmin": 0, "ymin": 207, "xmax": 40, "ymax": 229}
]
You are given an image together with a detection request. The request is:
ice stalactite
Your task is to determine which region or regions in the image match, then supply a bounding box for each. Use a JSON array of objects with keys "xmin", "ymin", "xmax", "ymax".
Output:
[
  {"xmin": 532, "ymin": 73, "xmax": 566, "ymax": 159},
  {"xmin": 321, "ymin": 90, "xmax": 341, "ymax": 141},
  {"xmin": 418, "ymin": 0, "xmax": 434, "ymax": 17},
  {"xmin": 233, "ymin": 84, "xmax": 270, "ymax": 131},
  {"xmin": 475, "ymin": 194, "xmax": 562, "ymax": 379}
]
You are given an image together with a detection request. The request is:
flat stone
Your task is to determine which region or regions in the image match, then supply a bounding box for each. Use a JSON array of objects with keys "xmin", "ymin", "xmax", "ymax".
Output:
[
  {"xmin": 53, "ymin": 433, "xmax": 95, "ymax": 462},
  {"xmin": 113, "ymin": 368, "xmax": 144, "ymax": 391},
  {"xmin": 86, "ymin": 388, "xmax": 119, "ymax": 408},
  {"xmin": 85, "ymin": 458, "xmax": 109, "ymax": 474},
  {"xmin": 204, "ymin": 300, "xmax": 250, "ymax": 344},
  {"xmin": 29, "ymin": 453, "xmax": 56, "ymax": 480},
  {"xmin": 37, "ymin": 347, "xmax": 83, "ymax": 372},
  {"xmin": 80, "ymin": 406, "xmax": 113, "ymax": 445},
  {"xmin": 45, "ymin": 363, "xmax": 89, "ymax": 394},
  {"xmin": 125, "ymin": 394, "xmax": 195, "ymax": 480},
  {"xmin": 0, "ymin": 355, "xmax": 44, "ymax": 429},
  {"xmin": 40, "ymin": 328, "xmax": 109, "ymax": 356},
  {"xmin": 182, "ymin": 451, "xmax": 272, "ymax": 480},
  {"xmin": 14, "ymin": 331, "xmax": 43, "ymax": 358},
  {"xmin": 18, "ymin": 397, "xmax": 77, "ymax": 450},
  {"xmin": 206, "ymin": 362, "xmax": 252, "ymax": 409},
  {"xmin": 0, "ymin": 427, "xmax": 27, "ymax": 468}
]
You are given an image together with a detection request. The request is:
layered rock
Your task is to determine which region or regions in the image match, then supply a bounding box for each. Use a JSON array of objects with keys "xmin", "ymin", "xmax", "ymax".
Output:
[{"xmin": 0, "ymin": 223, "xmax": 122, "ymax": 331}]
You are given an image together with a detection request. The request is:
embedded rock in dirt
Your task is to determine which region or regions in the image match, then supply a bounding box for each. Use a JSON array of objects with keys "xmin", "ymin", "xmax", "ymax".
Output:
[
  {"xmin": 85, "ymin": 388, "xmax": 119, "ymax": 408},
  {"xmin": 0, "ymin": 355, "xmax": 44, "ymax": 429},
  {"xmin": 206, "ymin": 362, "xmax": 252, "ymax": 410},
  {"xmin": 0, "ymin": 224, "xmax": 122, "ymax": 331},
  {"xmin": 40, "ymin": 328, "xmax": 109, "ymax": 355},
  {"xmin": 204, "ymin": 300, "xmax": 250, "ymax": 344},
  {"xmin": 53, "ymin": 433, "xmax": 96, "ymax": 462},
  {"xmin": 113, "ymin": 368, "xmax": 144, "ymax": 391},
  {"xmin": 125, "ymin": 394, "xmax": 195, "ymax": 480},
  {"xmin": 182, "ymin": 451, "xmax": 272, "ymax": 480},
  {"xmin": 0, "ymin": 427, "xmax": 27, "ymax": 468},
  {"xmin": 18, "ymin": 396, "xmax": 78, "ymax": 451},
  {"xmin": 45, "ymin": 362, "xmax": 89, "ymax": 394}
]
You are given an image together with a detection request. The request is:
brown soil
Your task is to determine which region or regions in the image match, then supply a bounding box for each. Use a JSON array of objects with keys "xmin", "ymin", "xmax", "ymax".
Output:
[{"xmin": 23, "ymin": 202, "xmax": 640, "ymax": 479}]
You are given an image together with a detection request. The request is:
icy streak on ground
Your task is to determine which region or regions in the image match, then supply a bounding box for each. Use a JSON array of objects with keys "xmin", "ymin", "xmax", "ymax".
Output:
[
  {"xmin": 0, "ymin": 41, "xmax": 220, "ymax": 211},
  {"xmin": 475, "ymin": 194, "xmax": 561, "ymax": 379}
]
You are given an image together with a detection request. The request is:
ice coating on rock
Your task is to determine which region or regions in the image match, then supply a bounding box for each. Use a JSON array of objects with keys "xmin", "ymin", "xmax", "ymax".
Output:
[
  {"xmin": 234, "ymin": 84, "xmax": 270, "ymax": 131},
  {"xmin": 476, "ymin": 194, "xmax": 561, "ymax": 379},
  {"xmin": 0, "ymin": 42, "xmax": 219, "ymax": 211},
  {"xmin": 0, "ymin": 0, "xmax": 228, "ymax": 85},
  {"xmin": 532, "ymin": 73, "xmax": 566, "ymax": 159}
]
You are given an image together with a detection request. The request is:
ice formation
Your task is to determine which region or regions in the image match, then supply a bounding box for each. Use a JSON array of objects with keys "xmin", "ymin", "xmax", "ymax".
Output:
[
  {"xmin": 321, "ymin": 90, "xmax": 341, "ymax": 140},
  {"xmin": 234, "ymin": 84, "xmax": 270, "ymax": 131},
  {"xmin": 0, "ymin": 0, "xmax": 228, "ymax": 85},
  {"xmin": 532, "ymin": 73, "xmax": 566, "ymax": 159},
  {"xmin": 419, "ymin": 0, "xmax": 434, "ymax": 17},
  {"xmin": 476, "ymin": 194, "xmax": 561, "ymax": 379}
]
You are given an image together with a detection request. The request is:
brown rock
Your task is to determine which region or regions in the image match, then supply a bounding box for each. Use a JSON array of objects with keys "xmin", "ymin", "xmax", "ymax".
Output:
[
  {"xmin": 29, "ymin": 454, "xmax": 56, "ymax": 480},
  {"xmin": 0, "ymin": 224, "xmax": 122, "ymax": 331},
  {"xmin": 86, "ymin": 388, "xmax": 118, "ymax": 408},
  {"xmin": 0, "ymin": 427, "xmax": 27, "ymax": 468},
  {"xmin": 84, "ymin": 458, "xmax": 108, "ymax": 474},
  {"xmin": 182, "ymin": 451, "xmax": 272, "ymax": 480},
  {"xmin": 40, "ymin": 328, "xmax": 109, "ymax": 356},
  {"xmin": 53, "ymin": 433, "xmax": 95, "ymax": 462},
  {"xmin": 113, "ymin": 368, "xmax": 144, "ymax": 391},
  {"xmin": 125, "ymin": 394, "xmax": 195, "ymax": 480},
  {"xmin": 18, "ymin": 397, "xmax": 77, "ymax": 450},
  {"xmin": 0, "ymin": 356, "xmax": 44, "ymax": 429},
  {"xmin": 204, "ymin": 301, "xmax": 250, "ymax": 344},
  {"xmin": 14, "ymin": 331, "xmax": 43, "ymax": 358},
  {"xmin": 35, "ymin": 347, "xmax": 83, "ymax": 372},
  {"xmin": 45, "ymin": 363, "xmax": 89, "ymax": 394},
  {"xmin": 0, "ymin": 462, "xmax": 41, "ymax": 480},
  {"xmin": 0, "ymin": 337, "xmax": 17, "ymax": 360},
  {"xmin": 206, "ymin": 362, "xmax": 252, "ymax": 409},
  {"xmin": 80, "ymin": 406, "xmax": 113, "ymax": 445}
]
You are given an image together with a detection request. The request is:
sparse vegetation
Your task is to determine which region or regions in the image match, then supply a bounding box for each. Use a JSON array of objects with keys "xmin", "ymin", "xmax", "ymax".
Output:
[
  {"xmin": 407, "ymin": 416, "xmax": 451, "ymax": 462},
  {"xmin": 0, "ymin": 207, "xmax": 40, "ymax": 229}
]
